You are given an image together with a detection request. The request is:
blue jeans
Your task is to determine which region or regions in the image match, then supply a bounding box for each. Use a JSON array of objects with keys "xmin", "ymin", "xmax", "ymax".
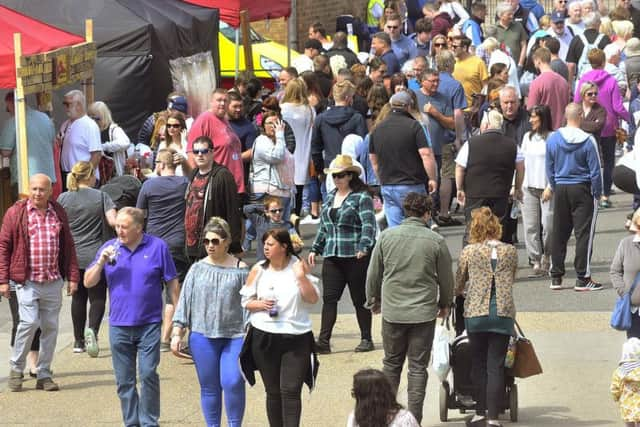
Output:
[
  {"xmin": 381, "ymin": 184, "xmax": 427, "ymax": 228},
  {"xmin": 190, "ymin": 333, "xmax": 246, "ymax": 427},
  {"xmin": 110, "ymin": 323, "xmax": 161, "ymax": 427}
]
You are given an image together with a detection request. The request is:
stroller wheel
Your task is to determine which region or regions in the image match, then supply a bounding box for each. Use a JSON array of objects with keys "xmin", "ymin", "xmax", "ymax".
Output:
[
  {"xmin": 509, "ymin": 384, "xmax": 519, "ymax": 422},
  {"xmin": 439, "ymin": 381, "xmax": 450, "ymax": 422}
]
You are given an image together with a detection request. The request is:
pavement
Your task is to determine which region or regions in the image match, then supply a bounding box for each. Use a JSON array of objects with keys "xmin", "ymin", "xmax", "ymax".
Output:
[{"xmin": 0, "ymin": 192, "xmax": 634, "ymax": 426}]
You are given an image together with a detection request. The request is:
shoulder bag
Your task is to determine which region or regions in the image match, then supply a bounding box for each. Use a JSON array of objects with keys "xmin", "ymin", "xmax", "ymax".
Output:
[{"xmin": 611, "ymin": 272, "xmax": 640, "ymax": 331}]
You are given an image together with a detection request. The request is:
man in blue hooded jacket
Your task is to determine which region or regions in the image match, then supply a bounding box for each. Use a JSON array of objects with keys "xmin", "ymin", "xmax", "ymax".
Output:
[{"xmin": 546, "ymin": 102, "xmax": 602, "ymax": 291}]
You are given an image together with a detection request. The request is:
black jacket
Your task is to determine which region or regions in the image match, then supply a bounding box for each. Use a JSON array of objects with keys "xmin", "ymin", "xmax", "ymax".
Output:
[
  {"xmin": 311, "ymin": 105, "xmax": 368, "ymax": 173},
  {"xmin": 326, "ymin": 46, "xmax": 359, "ymax": 70}
]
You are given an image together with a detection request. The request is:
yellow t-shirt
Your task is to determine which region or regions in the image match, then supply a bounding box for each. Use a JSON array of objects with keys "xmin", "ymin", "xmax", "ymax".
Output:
[{"xmin": 453, "ymin": 55, "xmax": 488, "ymax": 108}]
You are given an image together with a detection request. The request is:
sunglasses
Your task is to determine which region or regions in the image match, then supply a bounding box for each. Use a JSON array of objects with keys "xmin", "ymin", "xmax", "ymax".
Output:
[
  {"xmin": 166, "ymin": 123, "xmax": 181, "ymax": 128},
  {"xmin": 386, "ymin": 25, "xmax": 399, "ymax": 29},
  {"xmin": 203, "ymin": 238, "xmax": 224, "ymax": 246},
  {"xmin": 193, "ymin": 148, "xmax": 211, "ymax": 155},
  {"xmin": 434, "ymin": 43, "xmax": 447, "ymax": 47},
  {"xmin": 586, "ymin": 92, "xmax": 598, "ymax": 97},
  {"xmin": 269, "ymin": 208, "xmax": 284, "ymax": 214},
  {"xmin": 332, "ymin": 172, "xmax": 349, "ymax": 179}
]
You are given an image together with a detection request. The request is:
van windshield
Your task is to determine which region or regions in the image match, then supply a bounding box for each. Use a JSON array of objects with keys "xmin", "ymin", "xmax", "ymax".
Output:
[{"xmin": 219, "ymin": 21, "xmax": 265, "ymax": 43}]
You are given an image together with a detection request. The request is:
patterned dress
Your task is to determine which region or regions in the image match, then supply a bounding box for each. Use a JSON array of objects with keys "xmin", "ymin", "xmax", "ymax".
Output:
[{"xmin": 611, "ymin": 365, "xmax": 640, "ymax": 422}]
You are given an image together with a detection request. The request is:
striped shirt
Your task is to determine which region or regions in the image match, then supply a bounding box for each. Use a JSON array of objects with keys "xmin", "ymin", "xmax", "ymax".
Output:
[{"xmin": 27, "ymin": 199, "xmax": 61, "ymax": 283}]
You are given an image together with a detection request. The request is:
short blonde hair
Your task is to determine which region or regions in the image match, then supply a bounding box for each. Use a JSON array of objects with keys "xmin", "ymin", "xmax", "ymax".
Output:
[
  {"xmin": 579, "ymin": 81, "xmax": 598, "ymax": 99},
  {"xmin": 332, "ymin": 80, "xmax": 356, "ymax": 103},
  {"xmin": 469, "ymin": 206, "xmax": 503, "ymax": 243},
  {"xmin": 612, "ymin": 20, "xmax": 634, "ymax": 40},
  {"xmin": 486, "ymin": 109, "xmax": 504, "ymax": 129},
  {"xmin": 67, "ymin": 161, "xmax": 94, "ymax": 191}
]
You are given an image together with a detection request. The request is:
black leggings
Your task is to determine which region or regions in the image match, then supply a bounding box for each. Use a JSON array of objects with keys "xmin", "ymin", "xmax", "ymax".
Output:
[
  {"xmin": 251, "ymin": 328, "xmax": 312, "ymax": 427},
  {"xmin": 318, "ymin": 256, "xmax": 372, "ymax": 343},
  {"xmin": 294, "ymin": 185, "xmax": 304, "ymax": 216},
  {"xmin": 9, "ymin": 290, "xmax": 40, "ymax": 351},
  {"xmin": 468, "ymin": 331, "xmax": 510, "ymax": 419},
  {"xmin": 71, "ymin": 269, "xmax": 107, "ymax": 342}
]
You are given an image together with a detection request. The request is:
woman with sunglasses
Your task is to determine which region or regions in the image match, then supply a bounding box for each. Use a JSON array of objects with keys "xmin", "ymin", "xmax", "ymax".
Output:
[
  {"xmin": 157, "ymin": 111, "xmax": 192, "ymax": 176},
  {"xmin": 309, "ymin": 155, "xmax": 377, "ymax": 354},
  {"xmin": 171, "ymin": 217, "xmax": 248, "ymax": 427},
  {"xmin": 240, "ymin": 228, "xmax": 319, "ymax": 427},
  {"xmin": 428, "ymin": 34, "xmax": 448, "ymax": 68},
  {"xmin": 575, "ymin": 48, "xmax": 630, "ymax": 209},
  {"xmin": 88, "ymin": 101, "xmax": 130, "ymax": 179}
]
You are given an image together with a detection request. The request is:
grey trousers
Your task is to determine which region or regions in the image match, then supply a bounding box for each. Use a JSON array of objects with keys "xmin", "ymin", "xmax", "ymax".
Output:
[
  {"xmin": 521, "ymin": 187, "xmax": 553, "ymax": 262},
  {"xmin": 10, "ymin": 279, "xmax": 63, "ymax": 379},
  {"xmin": 382, "ymin": 318, "xmax": 436, "ymax": 424}
]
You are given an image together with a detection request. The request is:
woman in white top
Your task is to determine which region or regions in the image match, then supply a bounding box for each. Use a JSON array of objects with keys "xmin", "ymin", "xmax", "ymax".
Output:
[
  {"xmin": 239, "ymin": 228, "xmax": 319, "ymax": 427},
  {"xmin": 88, "ymin": 101, "xmax": 130, "ymax": 178},
  {"xmin": 520, "ymin": 105, "xmax": 554, "ymax": 277},
  {"xmin": 480, "ymin": 37, "xmax": 521, "ymax": 98},
  {"xmin": 347, "ymin": 369, "xmax": 419, "ymax": 427},
  {"xmin": 281, "ymin": 79, "xmax": 315, "ymax": 216},
  {"xmin": 157, "ymin": 111, "xmax": 192, "ymax": 176}
]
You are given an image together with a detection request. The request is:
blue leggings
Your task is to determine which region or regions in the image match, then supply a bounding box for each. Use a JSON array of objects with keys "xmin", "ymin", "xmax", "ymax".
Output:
[{"xmin": 189, "ymin": 333, "xmax": 245, "ymax": 427}]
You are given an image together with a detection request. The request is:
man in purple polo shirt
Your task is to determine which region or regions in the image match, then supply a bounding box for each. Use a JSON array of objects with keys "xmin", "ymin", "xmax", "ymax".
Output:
[{"xmin": 85, "ymin": 207, "xmax": 177, "ymax": 427}]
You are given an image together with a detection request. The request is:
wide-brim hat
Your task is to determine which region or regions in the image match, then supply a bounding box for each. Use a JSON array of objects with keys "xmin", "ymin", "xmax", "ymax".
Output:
[{"xmin": 324, "ymin": 154, "xmax": 361, "ymax": 175}]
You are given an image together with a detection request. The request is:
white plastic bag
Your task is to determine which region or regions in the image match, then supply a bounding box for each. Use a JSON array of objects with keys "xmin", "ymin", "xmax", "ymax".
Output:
[{"xmin": 432, "ymin": 324, "xmax": 451, "ymax": 381}]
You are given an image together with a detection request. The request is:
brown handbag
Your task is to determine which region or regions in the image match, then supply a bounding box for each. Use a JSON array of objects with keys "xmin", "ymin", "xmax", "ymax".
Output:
[{"xmin": 508, "ymin": 321, "xmax": 543, "ymax": 378}]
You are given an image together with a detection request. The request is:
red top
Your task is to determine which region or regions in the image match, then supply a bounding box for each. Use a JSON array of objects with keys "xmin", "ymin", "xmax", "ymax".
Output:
[
  {"xmin": 187, "ymin": 111, "xmax": 246, "ymax": 194},
  {"xmin": 26, "ymin": 200, "xmax": 62, "ymax": 282},
  {"xmin": 181, "ymin": 0, "xmax": 290, "ymax": 27}
]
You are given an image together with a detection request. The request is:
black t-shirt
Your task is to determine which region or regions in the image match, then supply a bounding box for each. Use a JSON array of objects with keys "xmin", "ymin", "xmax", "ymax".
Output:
[{"xmin": 565, "ymin": 29, "xmax": 611, "ymax": 64}]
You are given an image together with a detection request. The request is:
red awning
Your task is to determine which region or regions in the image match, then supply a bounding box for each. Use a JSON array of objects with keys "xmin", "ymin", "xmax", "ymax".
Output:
[
  {"xmin": 0, "ymin": 5, "xmax": 85, "ymax": 89},
  {"xmin": 182, "ymin": 0, "xmax": 290, "ymax": 27}
]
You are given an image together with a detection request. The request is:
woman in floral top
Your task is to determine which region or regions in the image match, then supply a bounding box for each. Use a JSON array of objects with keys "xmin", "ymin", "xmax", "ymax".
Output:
[
  {"xmin": 455, "ymin": 207, "xmax": 517, "ymax": 427},
  {"xmin": 309, "ymin": 155, "xmax": 376, "ymax": 354}
]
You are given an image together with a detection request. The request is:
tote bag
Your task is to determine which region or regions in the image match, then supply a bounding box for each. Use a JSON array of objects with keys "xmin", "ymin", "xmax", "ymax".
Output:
[{"xmin": 611, "ymin": 272, "xmax": 640, "ymax": 331}]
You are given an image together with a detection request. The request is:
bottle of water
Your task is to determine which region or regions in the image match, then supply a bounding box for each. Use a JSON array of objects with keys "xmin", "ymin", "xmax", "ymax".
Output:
[
  {"xmin": 265, "ymin": 286, "xmax": 278, "ymax": 317},
  {"xmin": 510, "ymin": 202, "xmax": 520, "ymax": 219}
]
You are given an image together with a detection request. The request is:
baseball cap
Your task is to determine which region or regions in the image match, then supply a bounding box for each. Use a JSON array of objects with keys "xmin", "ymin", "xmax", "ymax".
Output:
[
  {"xmin": 551, "ymin": 11, "xmax": 566, "ymax": 23},
  {"xmin": 168, "ymin": 96, "xmax": 188, "ymax": 114},
  {"xmin": 389, "ymin": 91, "xmax": 412, "ymax": 107}
]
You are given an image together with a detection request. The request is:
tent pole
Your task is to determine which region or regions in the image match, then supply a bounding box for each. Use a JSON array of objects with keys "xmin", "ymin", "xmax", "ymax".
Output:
[
  {"xmin": 235, "ymin": 28, "xmax": 240, "ymax": 80},
  {"xmin": 83, "ymin": 19, "xmax": 95, "ymax": 104},
  {"xmin": 13, "ymin": 33, "xmax": 28, "ymax": 198}
]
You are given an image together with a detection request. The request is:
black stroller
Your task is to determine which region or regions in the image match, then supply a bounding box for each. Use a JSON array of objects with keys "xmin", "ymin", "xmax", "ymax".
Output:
[{"xmin": 438, "ymin": 298, "xmax": 518, "ymax": 422}]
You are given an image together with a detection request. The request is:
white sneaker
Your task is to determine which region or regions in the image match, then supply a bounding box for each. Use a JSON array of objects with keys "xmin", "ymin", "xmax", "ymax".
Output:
[{"xmin": 300, "ymin": 215, "xmax": 320, "ymax": 225}]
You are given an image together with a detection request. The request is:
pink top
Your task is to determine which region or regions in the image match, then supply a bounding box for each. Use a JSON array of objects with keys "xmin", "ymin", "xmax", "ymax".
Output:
[
  {"xmin": 187, "ymin": 111, "xmax": 246, "ymax": 194},
  {"xmin": 527, "ymin": 70, "xmax": 570, "ymax": 131}
]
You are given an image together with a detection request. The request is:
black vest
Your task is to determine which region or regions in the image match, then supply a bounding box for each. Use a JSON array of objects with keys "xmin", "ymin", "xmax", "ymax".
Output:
[{"xmin": 464, "ymin": 130, "xmax": 517, "ymax": 199}]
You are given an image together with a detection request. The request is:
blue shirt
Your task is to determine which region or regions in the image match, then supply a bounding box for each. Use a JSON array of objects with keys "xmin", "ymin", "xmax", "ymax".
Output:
[
  {"xmin": 408, "ymin": 78, "xmax": 420, "ymax": 91},
  {"xmin": 91, "ymin": 234, "xmax": 177, "ymax": 326},
  {"xmin": 413, "ymin": 89, "xmax": 455, "ymax": 155},
  {"xmin": 0, "ymin": 107, "xmax": 56, "ymax": 185},
  {"xmin": 438, "ymin": 72, "xmax": 468, "ymax": 110},
  {"xmin": 391, "ymin": 35, "xmax": 418, "ymax": 66},
  {"xmin": 381, "ymin": 50, "xmax": 401, "ymax": 76}
]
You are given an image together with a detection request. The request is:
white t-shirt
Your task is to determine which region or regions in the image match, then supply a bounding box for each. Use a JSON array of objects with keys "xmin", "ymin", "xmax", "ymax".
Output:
[
  {"xmin": 60, "ymin": 115, "xmax": 102, "ymax": 177},
  {"xmin": 241, "ymin": 258, "xmax": 320, "ymax": 335},
  {"xmin": 346, "ymin": 409, "xmax": 420, "ymax": 427},
  {"xmin": 521, "ymin": 131, "xmax": 549, "ymax": 189},
  {"xmin": 292, "ymin": 55, "xmax": 314, "ymax": 74}
]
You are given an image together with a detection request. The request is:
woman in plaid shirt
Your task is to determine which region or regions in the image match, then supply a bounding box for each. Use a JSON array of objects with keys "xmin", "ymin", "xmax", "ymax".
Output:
[{"xmin": 308, "ymin": 155, "xmax": 377, "ymax": 354}]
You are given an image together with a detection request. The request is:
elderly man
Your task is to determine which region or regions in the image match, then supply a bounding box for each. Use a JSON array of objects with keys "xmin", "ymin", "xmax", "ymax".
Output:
[
  {"xmin": 565, "ymin": 0, "xmax": 585, "ymax": 35},
  {"xmin": 495, "ymin": 2, "xmax": 529, "ymax": 74},
  {"xmin": 371, "ymin": 32, "xmax": 401, "ymax": 76},
  {"xmin": 59, "ymin": 89, "xmax": 102, "ymax": 189},
  {"xmin": 1, "ymin": 174, "xmax": 80, "ymax": 392},
  {"xmin": 0, "ymin": 92, "xmax": 56, "ymax": 200},
  {"xmin": 187, "ymin": 88, "xmax": 245, "ymax": 197},
  {"xmin": 566, "ymin": 12, "xmax": 610, "ymax": 83},
  {"xmin": 546, "ymin": 103, "xmax": 602, "ymax": 291},
  {"xmin": 366, "ymin": 192, "xmax": 453, "ymax": 424},
  {"xmin": 384, "ymin": 13, "xmax": 418, "ymax": 66},
  {"xmin": 550, "ymin": 10, "xmax": 574, "ymax": 60},
  {"xmin": 85, "ymin": 207, "xmax": 178, "ymax": 426},
  {"xmin": 370, "ymin": 91, "xmax": 438, "ymax": 227}
]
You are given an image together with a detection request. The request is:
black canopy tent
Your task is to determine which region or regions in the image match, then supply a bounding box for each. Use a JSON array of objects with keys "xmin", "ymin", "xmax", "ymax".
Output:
[{"xmin": 0, "ymin": 0, "xmax": 220, "ymax": 138}]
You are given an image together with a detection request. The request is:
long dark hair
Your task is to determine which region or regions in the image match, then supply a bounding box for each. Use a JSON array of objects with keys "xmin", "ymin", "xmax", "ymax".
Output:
[
  {"xmin": 260, "ymin": 228, "xmax": 298, "ymax": 269},
  {"xmin": 528, "ymin": 105, "xmax": 553, "ymax": 140},
  {"xmin": 352, "ymin": 369, "xmax": 403, "ymax": 427},
  {"xmin": 347, "ymin": 172, "xmax": 368, "ymax": 193}
]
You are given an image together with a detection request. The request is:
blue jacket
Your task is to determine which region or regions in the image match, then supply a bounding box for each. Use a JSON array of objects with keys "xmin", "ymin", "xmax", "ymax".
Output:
[{"xmin": 546, "ymin": 127, "xmax": 602, "ymax": 198}]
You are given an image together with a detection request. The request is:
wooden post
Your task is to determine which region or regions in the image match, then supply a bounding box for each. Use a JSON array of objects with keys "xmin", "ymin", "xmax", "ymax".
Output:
[
  {"xmin": 83, "ymin": 19, "xmax": 95, "ymax": 104},
  {"xmin": 13, "ymin": 33, "xmax": 29, "ymax": 198},
  {"xmin": 240, "ymin": 10, "xmax": 254, "ymax": 74}
]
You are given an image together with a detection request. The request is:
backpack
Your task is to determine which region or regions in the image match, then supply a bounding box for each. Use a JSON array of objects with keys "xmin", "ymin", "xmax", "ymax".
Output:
[{"xmin": 577, "ymin": 33, "xmax": 604, "ymax": 79}]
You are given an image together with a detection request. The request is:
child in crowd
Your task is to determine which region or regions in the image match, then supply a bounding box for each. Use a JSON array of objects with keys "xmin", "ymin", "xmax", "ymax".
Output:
[
  {"xmin": 347, "ymin": 369, "xmax": 419, "ymax": 427},
  {"xmin": 611, "ymin": 338, "xmax": 640, "ymax": 426},
  {"xmin": 243, "ymin": 196, "xmax": 303, "ymax": 261}
]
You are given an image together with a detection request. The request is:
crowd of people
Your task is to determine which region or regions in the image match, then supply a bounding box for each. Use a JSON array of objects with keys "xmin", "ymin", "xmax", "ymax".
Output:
[{"xmin": 5, "ymin": 0, "xmax": 640, "ymax": 425}]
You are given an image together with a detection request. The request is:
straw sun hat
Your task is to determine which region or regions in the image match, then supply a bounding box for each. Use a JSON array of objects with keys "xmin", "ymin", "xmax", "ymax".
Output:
[{"xmin": 323, "ymin": 154, "xmax": 361, "ymax": 175}]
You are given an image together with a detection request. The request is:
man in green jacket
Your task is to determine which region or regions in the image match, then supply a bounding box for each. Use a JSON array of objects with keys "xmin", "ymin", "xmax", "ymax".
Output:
[{"xmin": 366, "ymin": 191, "xmax": 454, "ymax": 424}]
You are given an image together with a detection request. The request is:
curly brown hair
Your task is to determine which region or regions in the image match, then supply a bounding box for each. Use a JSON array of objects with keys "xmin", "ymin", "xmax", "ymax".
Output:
[{"xmin": 469, "ymin": 206, "xmax": 503, "ymax": 243}]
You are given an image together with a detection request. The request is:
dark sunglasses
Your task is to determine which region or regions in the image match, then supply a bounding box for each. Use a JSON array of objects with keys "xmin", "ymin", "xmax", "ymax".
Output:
[
  {"xmin": 203, "ymin": 238, "xmax": 224, "ymax": 246},
  {"xmin": 166, "ymin": 123, "xmax": 182, "ymax": 128},
  {"xmin": 586, "ymin": 92, "xmax": 598, "ymax": 97},
  {"xmin": 193, "ymin": 148, "xmax": 211, "ymax": 155},
  {"xmin": 386, "ymin": 25, "xmax": 399, "ymax": 29},
  {"xmin": 269, "ymin": 208, "xmax": 284, "ymax": 214},
  {"xmin": 434, "ymin": 43, "xmax": 447, "ymax": 47},
  {"xmin": 332, "ymin": 172, "xmax": 349, "ymax": 179}
]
